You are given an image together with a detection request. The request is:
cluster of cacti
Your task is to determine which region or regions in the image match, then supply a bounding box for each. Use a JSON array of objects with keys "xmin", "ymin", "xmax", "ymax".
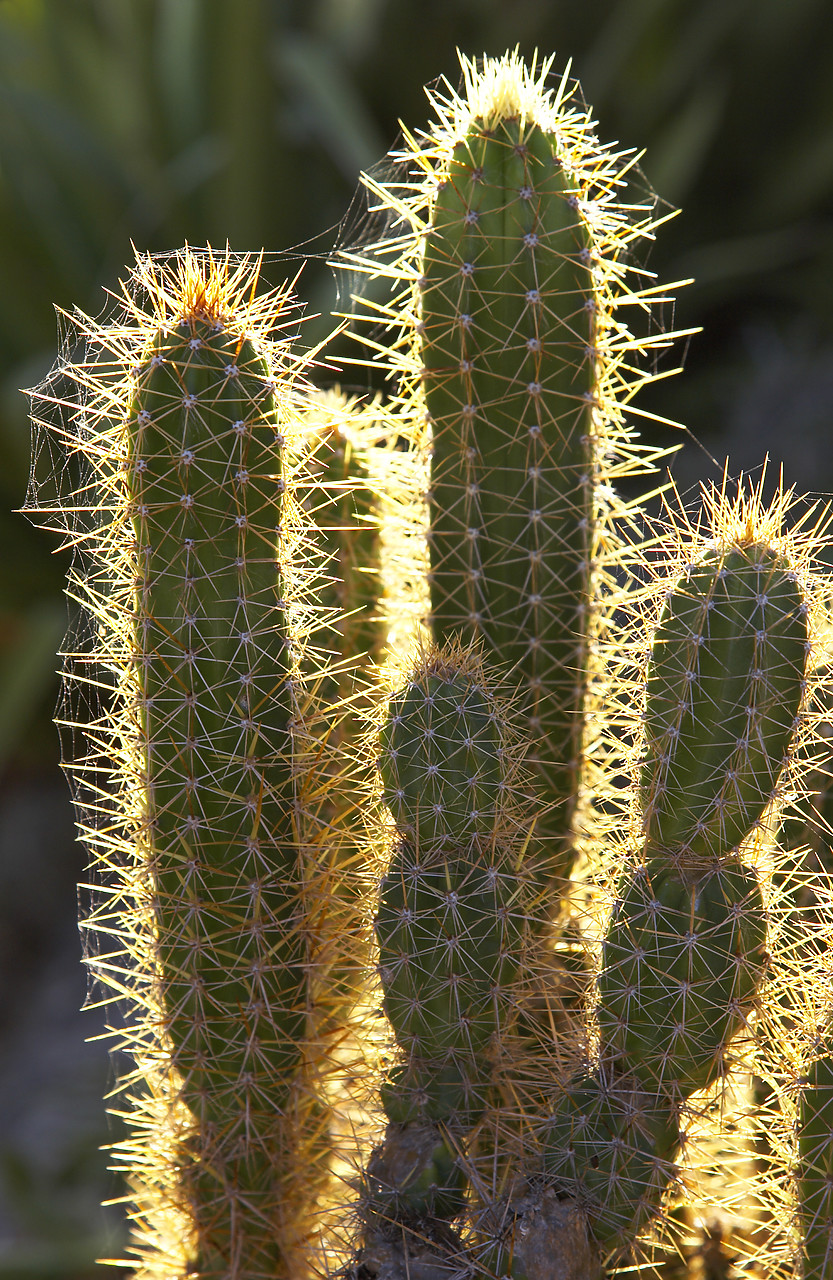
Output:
[{"xmin": 23, "ymin": 50, "xmax": 833, "ymax": 1280}]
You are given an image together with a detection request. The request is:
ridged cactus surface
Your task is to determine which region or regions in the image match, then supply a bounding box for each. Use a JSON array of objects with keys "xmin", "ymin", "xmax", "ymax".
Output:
[
  {"xmin": 542, "ymin": 1071, "xmax": 677, "ymax": 1250},
  {"xmin": 379, "ymin": 663, "xmax": 503, "ymax": 842},
  {"xmin": 359, "ymin": 646, "xmax": 530, "ymax": 1266},
  {"xmin": 641, "ymin": 540, "xmax": 808, "ymax": 864},
  {"xmin": 131, "ymin": 300, "xmax": 304, "ymax": 1114},
  {"xmin": 128, "ymin": 303, "xmax": 311, "ymax": 1278},
  {"xmin": 521, "ymin": 483, "xmax": 830, "ymax": 1275},
  {"xmin": 420, "ymin": 96, "xmax": 594, "ymax": 877}
]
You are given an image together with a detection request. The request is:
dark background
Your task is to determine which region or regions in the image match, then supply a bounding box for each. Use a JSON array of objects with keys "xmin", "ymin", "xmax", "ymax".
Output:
[{"xmin": 2, "ymin": 1, "xmax": 833, "ymax": 1274}]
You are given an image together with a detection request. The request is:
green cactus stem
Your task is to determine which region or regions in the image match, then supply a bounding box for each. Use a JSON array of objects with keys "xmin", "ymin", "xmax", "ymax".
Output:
[
  {"xmin": 131, "ymin": 288, "xmax": 303, "ymax": 1123},
  {"xmin": 597, "ymin": 505, "xmax": 809, "ymax": 1102},
  {"xmin": 25, "ymin": 247, "xmax": 354, "ymax": 1280},
  {"xmin": 24, "ymin": 51, "xmax": 833, "ymax": 1280},
  {"xmin": 542, "ymin": 1069, "xmax": 678, "ymax": 1252},
  {"xmin": 526, "ymin": 484, "xmax": 824, "ymax": 1273},
  {"xmin": 419, "ymin": 93, "xmax": 594, "ymax": 890},
  {"xmin": 305, "ymin": 388, "xmax": 385, "ymax": 716},
  {"xmin": 597, "ymin": 857, "xmax": 767, "ymax": 1096},
  {"xmin": 641, "ymin": 540, "xmax": 808, "ymax": 866},
  {"xmin": 378, "ymin": 659, "xmax": 504, "ymax": 846},
  {"xmin": 362, "ymin": 645, "xmax": 529, "ymax": 1242},
  {"xmin": 300, "ymin": 390, "xmax": 387, "ymax": 1045},
  {"xmin": 130, "ymin": 296, "xmax": 312, "ymax": 1280},
  {"xmin": 798, "ymin": 1040, "xmax": 833, "ymax": 1279},
  {"xmin": 338, "ymin": 49, "xmax": 686, "ymax": 893}
]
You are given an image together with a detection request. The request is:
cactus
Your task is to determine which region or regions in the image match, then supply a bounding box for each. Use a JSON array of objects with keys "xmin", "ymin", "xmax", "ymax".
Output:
[
  {"xmin": 25, "ymin": 247, "xmax": 368, "ymax": 1280},
  {"xmin": 798, "ymin": 1036, "xmax": 833, "ymax": 1279},
  {"xmin": 23, "ymin": 49, "xmax": 833, "ymax": 1280},
  {"xmin": 597, "ymin": 530, "xmax": 807, "ymax": 1099},
  {"xmin": 337, "ymin": 49, "xmax": 683, "ymax": 900},
  {"xmin": 355, "ymin": 645, "xmax": 530, "ymax": 1274},
  {"xmin": 130, "ymin": 256, "xmax": 310, "ymax": 1279}
]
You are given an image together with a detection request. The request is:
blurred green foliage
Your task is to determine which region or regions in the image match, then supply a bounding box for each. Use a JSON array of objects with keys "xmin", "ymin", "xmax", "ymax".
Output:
[{"xmin": 1, "ymin": 0, "xmax": 833, "ymax": 1273}]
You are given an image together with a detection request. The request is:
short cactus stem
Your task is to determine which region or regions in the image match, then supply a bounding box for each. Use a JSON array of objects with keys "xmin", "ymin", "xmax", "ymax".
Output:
[
  {"xmin": 597, "ymin": 856, "xmax": 768, "ymax": 1096},
  {"xmin": 359, "ymin": 643, "xmax": 532, "ymax": 1261},
  {"xmin": 534, "ymin": 479, "xmax": 832, "ymax": 1267},
  {"xmin": 597, "ymin": 485, "xmax": 813, "ymax": 1096},
  {"xmin": 641, "ymin": 538, "xmax": 809, "ymax": 868},
  {"xmin": 300, "ymin": 389, "xmax": 387, "ymax": 1044}
]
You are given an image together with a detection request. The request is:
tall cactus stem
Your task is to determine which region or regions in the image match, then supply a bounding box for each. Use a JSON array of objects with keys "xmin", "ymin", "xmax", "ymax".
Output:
[
  {"xmin": 337, "ymin": 49, "xmax": 689, "ymax": 897},
  {"xmin": 25, "ymin": 246, "xmax": 356, "ymax": 1280}
]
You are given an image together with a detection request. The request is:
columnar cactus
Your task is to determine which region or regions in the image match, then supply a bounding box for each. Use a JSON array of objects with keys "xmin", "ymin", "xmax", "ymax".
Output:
[
  {"xmin": 338, "ymin": 50, "xmax": 684, "ymax": 898},
  {"xmin": 23, "ymin": 49, "xmax": 833, "ymax": 1280},
  {"xmin": 130, "ymin": 257, "xmax": 312, "ymax": 1278},
  {"xmin": 25, "ymin": 247, "xmax": 366, "ymax": 1280}
]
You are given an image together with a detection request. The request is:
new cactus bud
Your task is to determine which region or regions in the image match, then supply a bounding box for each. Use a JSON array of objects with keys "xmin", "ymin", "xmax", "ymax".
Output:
[{"xmin": 376, "ymin": 650, "xmax": 526, "ymax": 1089}]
